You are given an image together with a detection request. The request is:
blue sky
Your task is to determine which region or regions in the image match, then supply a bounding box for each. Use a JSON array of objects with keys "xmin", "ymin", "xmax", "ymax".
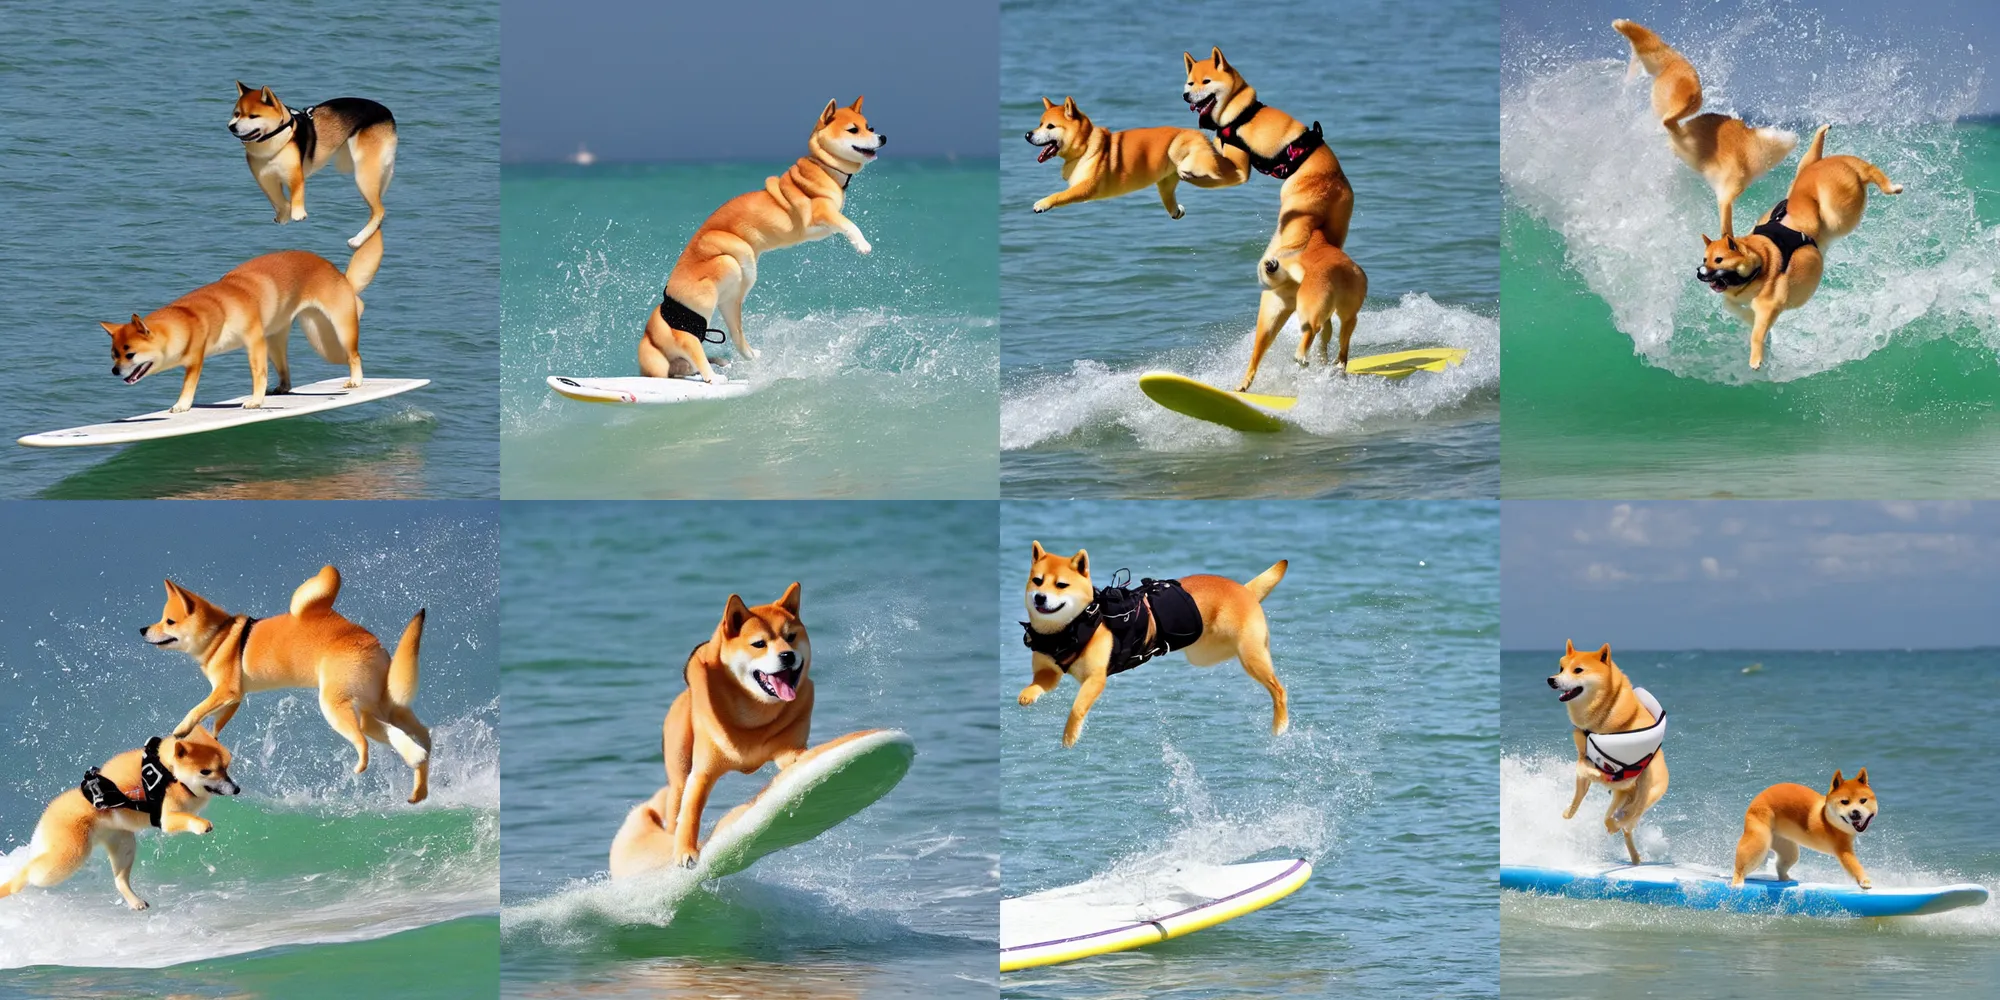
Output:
[
  {"xmin": 1503, "ymin": 502, "xmax": 2000, "ymax": 650},
  {"xmin": 500, "ymin": 0, "xmax": 997, "ymax": 162}
]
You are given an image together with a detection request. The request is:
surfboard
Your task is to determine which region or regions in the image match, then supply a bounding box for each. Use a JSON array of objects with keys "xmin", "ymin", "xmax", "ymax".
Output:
[
  {"xmin": 1139, "ymin": 348, "xmax": 1468, "ymax": 432},
  {"xmin": 17, "ymin": 377, "xmax": 429, "ymax": 448},
  {"xmin": 1000, "ymin": 858, "xmax": 1311, "ymax": 971},
  {"xmin": 546, "ymin": 375, "xmax": 756, "ymax": 405},
  {"xmin": 1501, "ymin": 862, "xmax": 1989, "ymax": 918},
  {"xmin": 688, "ymin": 729, "xmax": 914, "ymax": 882}
]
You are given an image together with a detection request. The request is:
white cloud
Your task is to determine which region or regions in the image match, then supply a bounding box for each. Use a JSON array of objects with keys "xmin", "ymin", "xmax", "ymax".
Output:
[
  {"xmin": 1700, "ymin": 556, "xmax": 1737, "ymax": 580},
  {"xmin": 1582, "ymin": 562, "xmax": 1634, "ymax": 584}
]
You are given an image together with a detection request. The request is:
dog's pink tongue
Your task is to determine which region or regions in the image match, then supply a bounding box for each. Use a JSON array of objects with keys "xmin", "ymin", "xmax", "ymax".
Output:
[
  {"xmin": 1038, "ymin": 145, "xmax": 1055, "ymax": 163},
  {"xmin": 770, "ymin": 673, "xmax": 797, "ymax": 702}
]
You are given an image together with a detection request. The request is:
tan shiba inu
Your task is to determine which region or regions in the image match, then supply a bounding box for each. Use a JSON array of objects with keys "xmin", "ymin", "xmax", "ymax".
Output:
[
  {"xmin": 639, "ymin": 98, "xmax": 885, "ymax": 382},
  {"xmin": 1612, "ymin": 20, "xmax": 1796, "ymax": 237},
  {"xmin": 1287, "ymin": 230, "xmax": 1368, "ymax": 371},
  {"xmin": 0, "ymin": 728, "xmax": 239, "ymax": 911},
  {"xmin": 1017, "ymin": 542, "xmax": 1288, "ymax": 747},
  {"xmin": 1181, "ymin": 48, "xmax": 1360, "ymax": 391},
  {"xmin": 1548, "ymin": 640, "xmax": 1669, "ymax": 864},
  {"xmin": 228, "ymin": 83, "xmax": 397, "ymax": 249},
  {"xmin": 609, "ymin": 585, "xmax": 814, "ymax": 873},
  {"xmin": 1732, "ymin": 769, "xmax": 1878, "ymax": 888},
  {"xmin": 103, "ymin": 232, "xmax": 382, "ymax": 412},
  {"xmin": 1024, "ymin": 96, "xmax": 1244, "ymax": 218},
  {"xmin": 143, "ymin": 565, "xmax": 432, "ymax": 804},
  {"xmin": 1695, "ymin": 125, "xmax": 1901, "ymax": 368}
]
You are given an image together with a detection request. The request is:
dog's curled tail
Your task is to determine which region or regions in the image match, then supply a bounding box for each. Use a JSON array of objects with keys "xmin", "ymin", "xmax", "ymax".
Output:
[
  {"xmin": 1798, "ymin": 124, "xmax": 1831, "ymax": 173},
  {"xmin": 389, "ymin": 608, "xmax": 425, "ymax": 708},
  {"xmin": 344, "ymin": 227, "xmax": 384, "ymax": 298},
  {"xmin": 1244, "ymin": 560, "xmax": 1288, "ymax": 601},
  {"xmin": 290, "ymin": 565, "xmax": 343, "ymax": 617}
]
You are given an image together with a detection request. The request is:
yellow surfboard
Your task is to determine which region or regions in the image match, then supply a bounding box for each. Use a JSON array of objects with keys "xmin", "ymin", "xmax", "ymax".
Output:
[{"xmin": 1139, "ymin": 348, "xmax": 1467, "ymax": 433}]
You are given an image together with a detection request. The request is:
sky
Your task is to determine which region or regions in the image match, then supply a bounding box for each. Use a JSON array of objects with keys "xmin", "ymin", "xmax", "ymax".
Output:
[
  {"xmin": 1503, "ymin": 501, "xmax": 2000, "ymax": 650},
  {"xmin": 500, "ymin": 0, "xmax": 998, "ymax": 162},
  {"xmin": 1504, "ymin": 0, "xmax": 2000, "ymax": 115}
]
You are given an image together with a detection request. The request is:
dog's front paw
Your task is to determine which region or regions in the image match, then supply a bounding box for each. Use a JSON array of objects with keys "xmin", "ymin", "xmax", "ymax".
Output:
[
  {"xmin": 1061, "ymin": 727, "xmax": 1082, "ymax": 748},
  {"xmin": 705, "ymin": 371, "xmax": 730, "ymax": 385},
  {"xmin": 344, "ymin": 377, "xmax": 362, "ymax": 388},
  {"xmin": 190, "ymin": 818, "xmax": 213, "ymax": 835},
  {"xmin": 1859, "ymin": 878, "xmax": 1874, "ymax": 890},
  {"xmin": 1169, "ymin": 207, "xmax": 1186, "ymax": 220},
  {"xmin": 128, "ymin": 898, "xmax": 150, "ymax": 911},
  {"xmin": 1032, "ymin": 199, "xmax": 1052, "ymax": 214},
  {"xmin": 852, "ymin": 238, "xmax": 873, "ymax": 255},
  {"xmin": 169, "ymin": 402, "xmax": 192, "ymax": 414},
  {"xmin": 1017, "ymin": 685, "xmax": 1044, "ymax": 706},
  {"xmin": 242, "ymin": 399, "xmax": 263, "ymax": 410},
  {"xmin": 290, "ymin": 207, "xmax": 308, "ymax": 222},
  {"xmin": 1604, "ymin": 816, "xmax": 1623, "ymax": 834},
  {"xmin": 1561, "ymin": 805, "xmax": 1578, "ymax": 820},
  {"xmin": 273, "ymin": 212, "xmax": 287, "ymax": 224},
  {"xmin": 740, "ymin": 346, "xmax": 760, "ymax": 361},
  {"xmin": 1729, "ymin": 876, "xmax": 1745, "ymax": 888},
  {"xmin": 673, "ymin": 848, "xmax": 699, "ymax": 869}
]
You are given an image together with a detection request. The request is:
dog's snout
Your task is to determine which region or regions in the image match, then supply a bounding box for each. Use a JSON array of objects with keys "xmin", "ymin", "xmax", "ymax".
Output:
[
  {"xmin": 777, "ymin": 649, "xmax": 797, "ymax": 668},
  {"xmin": 1547, "ymin": 676, "xmax": 1559, "ymax": 689},
  {"xmin": 876, "ymin": 134, "xmax": 887, "ymax": 145},
  {"xmin": 138, "ymin": 625, "xmax": 150, "ymax": 637}
]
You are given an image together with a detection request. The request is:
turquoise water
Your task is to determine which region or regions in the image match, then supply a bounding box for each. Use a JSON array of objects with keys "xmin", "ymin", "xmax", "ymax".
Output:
[
  {"xmin": 0, "ymin": 502, "xmax": 499, "ymax": 995},
  {"xmin": 499, "ymin": 161, "xmax": 999, "ymax": 499},
  {"xmin": 999, "ymin": 0, "xmax": 1500, "ymax": 498},
  {"xmin": 0, "ymin": 1, "xmax": 498, "ymax": 499},
  {"xmin": 1000, "ymin": 501, "xmax": 1499, "ymax": 996},
  {"xmin": 1500, "ymin": 8, "xmax": 2000, "ymax": 498},
  {"xmin": 1502, "ymin": 650, "xmax": 2000, "ymax": 998},
  {"xmin": 499, "ymin": 501, "xmax": 998, "ymax": 997}
]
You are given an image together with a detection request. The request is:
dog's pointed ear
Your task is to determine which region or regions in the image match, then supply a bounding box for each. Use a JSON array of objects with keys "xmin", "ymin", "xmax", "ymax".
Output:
[
  {"xmin": 101, "ymin": 320, "xmax": 121, "ymax": 337},
  {"xmin": 1211, "ymin": 46, "xmax": 1228, "ymax": 70},
  {"xmin": 130, "ymin": 313, "xmax": 148, "ymax": 333},
  {"xmin": 1856, "ymin": 767, "xmax": 1869, "ymax": 786},
  {"xmin": 1184, "ymin": 51, "xmax": 1197, "ymax": 73},
  {"xmin": 174, "ymin": 740, "xmax": 189, "ymax": 759},
  {"xmin": 1597, "ymin": 643, "xmax": 1612, "ymax": 660},
  {"xmin": 1829, "ymin": 769, "xmax": 1845, "ymax": 792},
  {"xmin": 1564, "ymin": 638, "xmax": 1576, "ymax": 655},
  {"xmin": 818, "ymin": 99, "xmax": 839, "ymax": 126},
  {"xmin": 1070, "ymin": 548, "xmax": 1089, "ymax": 575},
  {"xmin": 722, "ymin": 594, "xmax": 752, "ymax": 636},
  {"xmin": 235, "ymin": 81, "xmax": 251, "ymax": 96},
  {"xmin": 1041, "ymin": 96, "xmax": 1056, "ymax": 111},
  {"xmin": 848, "ymin": 95, "xmax": 864, "ymax": 112},
  {"xmin": 777, "ymin": 582, "xmax": 801, "ymax": 616},
  {"xmin": 1062, "ymin": 96, "xmax": 1079, "ymax": 119},
  {"xmin": 1701, "ymin": 234, "xmax": 1713, "ymax": 248},
  {"xmin": 259, "ymin": 86, "xmax": 277, "ymax": 106},
  {"xmin": 1031, "ymin": 540, "xmax": 1046, "ymax": 560},
  {"xmin": 1727, "ymin": 234, "xmax": 1739, "ymax": 251}
]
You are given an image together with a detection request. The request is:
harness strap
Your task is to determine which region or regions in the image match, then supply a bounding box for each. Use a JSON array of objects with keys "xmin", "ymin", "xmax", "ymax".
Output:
[
  {"xmin": 237, "ymin": 112, "xmax": 298, "ymax": 144},
  {"xmin": 79, "ymin": 737, "xmax": 185, "ymax": 828},
  {"xmin": 1752, "ymin": 197, "xmax": 1817, "ymax": 274},
  {"xmin": 658, "ymin": 293, "xmax": 728, "ymax": 345},
  {"xmin": 1208, "ymin": 101, "xmax": 1326, "ymax": 179}
]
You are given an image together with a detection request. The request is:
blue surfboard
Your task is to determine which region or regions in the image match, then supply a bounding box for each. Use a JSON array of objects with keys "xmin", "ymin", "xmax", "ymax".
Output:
[{"xmin": 1502, "ymin": 862, "xmax": 1988, "ymax": 918}]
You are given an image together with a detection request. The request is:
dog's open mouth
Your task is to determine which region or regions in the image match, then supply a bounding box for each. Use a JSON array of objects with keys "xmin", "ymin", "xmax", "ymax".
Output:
[
  {"xmin": 1035, "ymin": 140, "xmax": 1058, "ymax": 163},
  {"xmin": 1696, "ymin": 266, "xmax": 1750, "ymax": 293},
  {"xmin": 122, "ymin": 361, "xmax": 152, "ymax": 384},
  {"xmin": 1189, "ymin": 94, "xmax": 1217, "ymax": 117},
  {"xmin": 754, "ymin": 667, "xmax": 803, "ymax": 702},
  {"xmin": 1558, "ymin": 686, "xmax": 1582, "ymax": 702},
  {"xmin": 1851, "ymin": 812, "xmax": 1873, "ymax": 833}
]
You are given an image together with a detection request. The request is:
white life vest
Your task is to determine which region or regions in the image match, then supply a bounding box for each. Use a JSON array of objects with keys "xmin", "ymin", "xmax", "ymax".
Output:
[{"xmin": 1582, "ymin": 687, "xmax": 1665, "ymax": 782}]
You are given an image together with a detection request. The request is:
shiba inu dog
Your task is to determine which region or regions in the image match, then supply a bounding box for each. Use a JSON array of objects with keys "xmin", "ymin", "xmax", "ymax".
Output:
[
  {"xmin": 1612, "ymin": 21, "xmax": 1796, "ymax": 237},
  {"xmin": 228, "ymin": 83, "xmax": 397, "ymax": 249},
  {"xmin": 1017, "ymin": 542, "xmax": 1287, "ymax": 747},
  {"xmin": 1286, "ymin": 230, "xmax": 1367, "ymax": 371},
  {"xmin": 1695, "ymin": 125, "xmax": 1901, "ymax": 368},
  {"xmin": 639, "ymin": 98, "xmax": 885, "ymax": 382},
  {"xmin": 1732, "ymin": 769, "xmax": 1878, "ymax": 888},
  {"xmin": 143, "ymin": 565, "xmax": 432, "ymax": 804},
  {"xmin": 1548, "ymin": 640, "xmax": 1669, "ymax": 864},
  {"xmin": 0, "ymin": 728, "xmax": 238, "ymax": 911},
  {"xmin": 103, "ymin": 232, "xmax": 382, "ymax": 412},
  {"xmin": 609, "ymin": 585, "xmax": 813, "ymax": 872},
  {"xmin": 1025, "ymin": 96, "xmax": 1244, "ymax": 218},
  {"xmin": 1181, "ymin": 48, "xmax": 1359, "ymax": 391}
]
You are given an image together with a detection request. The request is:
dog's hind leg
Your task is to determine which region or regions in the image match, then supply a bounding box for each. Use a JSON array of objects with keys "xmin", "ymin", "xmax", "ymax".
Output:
[
  {"xmin": 345, "ymin": 132, "xmax": 393, "ymax": 249},
  {"xmin": 320, "ymin": 695, "xmax": 371, "ymax": 774},
  {"xmin": 102, "ymin": 831, "xmax": 147, "ymax": 910},
  {"xmin": 718, "ymin": 255, "xmax": 758, "ymax": 361},
  {"xmin": 1732, "ymin": 812, "xmax": 1773, "ymax": 885},
  {"xmin": 1237, "ymin": 634, "xmax": 1289, "ymax": 736},
  {"xmin": 1237, "ymin": 286, "xmax": 1298, "ymax": 392},
  {"xmin": 367, "ymin": 705, "xmax": 432, "ymax": 804},
  {"xmin": 1859, "ymin": 160, "xmax": 1903, "ymax": 195},
  {"xmin": 1770, "ymin": 835, "xmax": 1800, "ymax": 881},
  {"xmin": 268, "ymin": 327, "xmax": 292, "ymax": 394}
]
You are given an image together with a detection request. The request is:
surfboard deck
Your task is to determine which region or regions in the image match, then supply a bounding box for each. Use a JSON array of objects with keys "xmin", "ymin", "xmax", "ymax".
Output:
[
  {"xmin": 1501, "ymin": 862, "xmax": 1989, "ymax": 917},
  {"xmin": 17, "ymin": 377, "xmax": 429, "ymax": 448},
  {"xmin": 691, "ymin": 729, "xmax": 914, "ymax": 882},
  {"xmin": 1000, "ymin": 858, "xmax": 1311, "ymax": 971},
  {"xmin": 1138, "ymin": 372, "xmax": 1292, "ymax": 433},
  {"xmin": 547, "ymin": 375, "xmax": 756, "ymax": 405},
  {"xmin": 1346, "ymin": 347, "xmax": 1469, "ymax": 379}
]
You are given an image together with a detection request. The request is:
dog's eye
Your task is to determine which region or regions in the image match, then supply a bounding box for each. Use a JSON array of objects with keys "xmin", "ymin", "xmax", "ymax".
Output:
[
  {"xmin": 166, "ymin": 618, "xmax": 176, "ymax": 625},
  {"xmin": 1861, "ymin": 797, "xmax": 1869, "ymax": 803},
  {"xmin": 1055, "ymin": 581, "xmax": 1069, "ymax": 588},
  {"xmin": 125, "ymin": 352, "xmax": 135, "ymax": 360},
  {"xmin": 847, "ymin": 126, "xmax": 859, "ymax": 133},
  {"xmin": 1713, "ymin": 257, "xmax": 1722, "ymax": 264},
  {"xmin": 201, "ymin": 769, "xmax": 212, "ymax": 775},
  {"xmin": 751, "ymin": 639, "xmax": 767, "ymax": 648},
  {"xmin": 1202, "ymin": 78, "xmax": 1212, "ymax": 84},
  {"xmin": 1840, "ymin": 798, "xmax": 1850, "ymax": 805},
  {"xmin": 1572, "ymin": 667, "xmax": 1582, "ymax": 673},
  {"xmin": 1031, "ymin": 577, "xmax": 1043, "ymax": 586}
]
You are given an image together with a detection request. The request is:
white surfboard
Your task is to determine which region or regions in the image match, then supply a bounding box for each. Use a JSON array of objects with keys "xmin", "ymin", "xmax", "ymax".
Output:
[
  {"xmin": 546, "ymin": 375, "xmax": 756, "ymax": 405},
  {"xmin": 18, "ymin": 377, "xmax": 429, "ymax": 448},
  {"xmin": 1502, "ymin": 861, "xmax": 1989, "ymax": 918},
  {"xmin": 614, "ymin": 729, "xmax": 915, "ymax": 883},
  {"xmin": 1000, "ymin": 858, "xmax": 1311, "ymax": 971}
]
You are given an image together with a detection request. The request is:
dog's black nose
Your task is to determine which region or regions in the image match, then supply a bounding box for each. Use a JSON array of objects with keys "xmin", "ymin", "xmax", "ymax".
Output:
[
  {"xmin": 137, "ymin": 625, "xmax": 148, "ymax": 636},
  {"xmin": 1024, "ymin": 131, "xmax": 1035, "ymax": 141},
  {"xmin": 876, "ymin": 134, "xmax": 887, "ymax": 145},
  {"xmin": 778, "ymin": 649, "xmax": 797, "ymax": 668},
  {"xmin": 1547, "ymin": 676, "xmax": 1559, "ymax": 689}
]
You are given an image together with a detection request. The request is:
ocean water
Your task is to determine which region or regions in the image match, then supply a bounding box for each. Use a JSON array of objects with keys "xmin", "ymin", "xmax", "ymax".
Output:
[
  {"xmin": 1500, "ymin": 4, "xmax": 2000, "ymax": 498},
  {"xmin": 0, "ymin": 502, "xmax": 500, "ymax": 998},
  {"xmin": 999, "ymin": 0, "xmax": 1500, "ymax": 499},
  {"xmin": 499, "ymin": 501, "xmax": 999, "ymax": 998},
  {"xmin": 499, "ymin": 161, "xmax": 999, "ymax": 499},
  {"xmin": 0, "ymin": 1, "xmax": 499, "ymax": 499},
  {"xmin": 1501, "ymin": 650, "xmax": 2000, "ymax": 999},
  {"xmin": 1000, "ymin": 500, "xmax": 1499, "ymax": 997}
]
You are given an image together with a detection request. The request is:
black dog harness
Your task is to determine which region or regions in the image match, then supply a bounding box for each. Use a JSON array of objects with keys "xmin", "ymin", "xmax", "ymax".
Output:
[
  {"xmin": 1752, "ymin": 198, "xmax": 1816, "ymax": 274},
  {"xmin": 1021, "ymin": 573, "xmax": 1205, "ymax": 675},
  {"xmin": 233, "ymin": 98, "xmax": 395, "ymax": 165},
  {"xmin": 1205, "ymin": 101, "xmax": 1326, "ymax": 180},
  {"xmin": 79, "ymin": 737, "xmax": 182, "ymax": 828},
  {"xmin": 658, "ymin": 294, "xmax": 728, "ymax": 345}
]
